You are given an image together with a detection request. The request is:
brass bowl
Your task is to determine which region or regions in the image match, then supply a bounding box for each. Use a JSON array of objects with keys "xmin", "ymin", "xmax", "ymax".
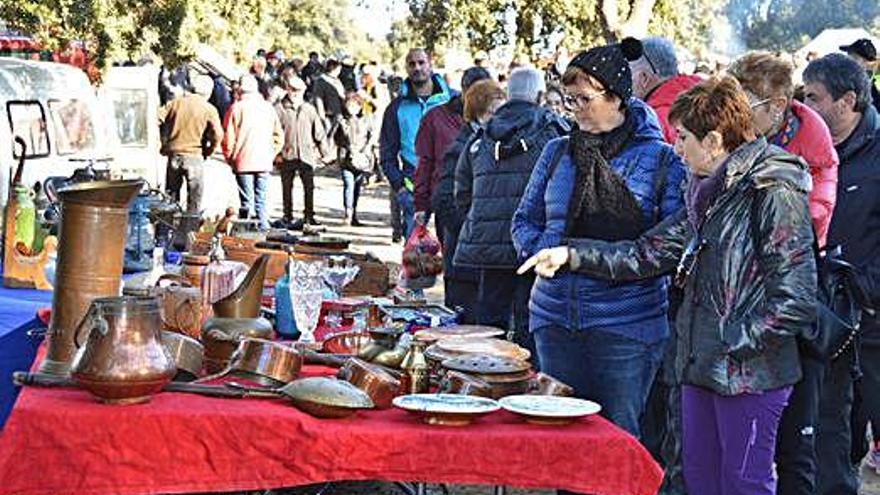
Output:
[
  {"xmin": 281, "ymin": 377, "xmax": 374, "ymax": 418},
  {"xmin": 229, "ymin": 339, "xmax": 302, "ymax": 387},
  {"xmin": 337, "ymin": 358, "xmax": 401, "ymax": 409},
  {"xmin": 322, "ymin": 331, "xmax": 371, "ymax": 355},
  {"xmin": 161, "ymin": 331, "xmax": 204, "ymax": 381}
]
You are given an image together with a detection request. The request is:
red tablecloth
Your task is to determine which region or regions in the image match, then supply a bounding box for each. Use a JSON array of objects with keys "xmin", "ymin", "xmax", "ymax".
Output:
[{"xmin": 0, "ymin": 366, "xmax": 662, "ymax": 495}]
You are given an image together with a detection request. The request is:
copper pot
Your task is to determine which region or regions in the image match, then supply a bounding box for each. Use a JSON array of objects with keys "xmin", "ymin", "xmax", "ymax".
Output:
[
  {"xmin": 337, "ymin": 358, "xmax": 401, "ymax": 409},
  {"xmin": 437, "ymin": 370, "xmax": 493, "ymax": 398},
  {"xmin": 228, "ymin": 339, "xmax": 302, "ymax": 387},
  {"xmin": 70, "ymin": 296, "xmax": 176, "ymax": 404},
  {"xmin": 156, "ymin": 274, "xmax": 203, "ymax": 339},
  {"xmin": 529, "ymin": 372, "xmax": 574, "ymax": 397},
  {"xmin": 161, "ymin": 331, "xmax": 204, "ymax": 381},
  {"xmin": 40, "ymin": 180, "xmax": 143, "ymax": 376},
  {"xmin": 182, "ymin": 253, "xmax": 210, "ymax": 288}
]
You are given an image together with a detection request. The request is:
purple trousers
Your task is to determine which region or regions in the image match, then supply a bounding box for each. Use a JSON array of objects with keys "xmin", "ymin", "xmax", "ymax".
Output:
[{"xmin": 682, "ymin": 384, "xmax": 792, "ymax": 495}]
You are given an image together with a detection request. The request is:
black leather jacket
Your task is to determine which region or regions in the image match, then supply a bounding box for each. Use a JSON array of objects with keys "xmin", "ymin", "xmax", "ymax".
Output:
[{"xmin": 567, "ymin": 139, "xmax": 817, "ymax": 395}]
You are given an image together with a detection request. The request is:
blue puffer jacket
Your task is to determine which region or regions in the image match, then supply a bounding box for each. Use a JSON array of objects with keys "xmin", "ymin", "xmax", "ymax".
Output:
[
  {"xmin": 512, "ymin": 98, "xmax": 687, "ymax": 343},
  {"xmin": 453, "ymin": 100, "xmax": 570, "ymax": 269}
]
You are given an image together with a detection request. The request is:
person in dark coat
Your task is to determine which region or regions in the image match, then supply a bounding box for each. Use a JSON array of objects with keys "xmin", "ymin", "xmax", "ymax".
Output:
[
  {"xmin": 274, "ymin": 74, "xmax": 328, "ymax": 226},
  {"xmin": 335, "ymin": 92, "xmax": 375, "ymax": 226},
  {"xmin": 520, "ymin": 76, "xmax": 817, "ymax": 495},
  {"xmin": 431, "ymin": 79, "xmax": 506, "ymax": 323},
  {"xmin": 454, "ymin": 67, "xmax": 569, "ymax": 365},
  {"xmin": 511, "ymin": 43, "xmax": 687, "ymax": 442},
  {"xmin": 803, "ymin": 52, "xmax": 880, "ymax": 495}
]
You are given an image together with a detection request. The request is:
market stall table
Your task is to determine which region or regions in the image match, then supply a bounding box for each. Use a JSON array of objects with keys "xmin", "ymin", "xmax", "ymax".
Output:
[{"xmin": 0, "ymin": 360, "xmax": 662, "ymax": 495}]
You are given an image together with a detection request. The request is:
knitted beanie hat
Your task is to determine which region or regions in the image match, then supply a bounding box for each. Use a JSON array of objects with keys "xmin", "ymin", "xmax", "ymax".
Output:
[{"xmin": 567, "ymin": 39, "xmax": 643, "ymax": 101}]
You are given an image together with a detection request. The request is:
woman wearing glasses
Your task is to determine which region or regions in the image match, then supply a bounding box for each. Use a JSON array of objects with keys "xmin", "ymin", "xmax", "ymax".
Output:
[
  {"xmin": 520, "ymin": 76, "xmax": 817, "ymax": 495},
  {"xmin": 728, "ymin": 51, "xmax": 839, "ymax": 495},
  {"xmin": 511, "ymin": 42, "xmax": 688, "ymax": 439}
]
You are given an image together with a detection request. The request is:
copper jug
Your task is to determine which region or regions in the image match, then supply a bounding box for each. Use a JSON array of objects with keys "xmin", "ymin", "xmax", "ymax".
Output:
[
  {"xmin": 71, "ymin": 296, "xmax": 176, "ymax": 404},
  {"xmin": 201, "ymin": 255, "xmax": 273, "ymax": 373},
  {"xmin": 40, "ymin": 180, "xmax": 143, "ymax": 376}
]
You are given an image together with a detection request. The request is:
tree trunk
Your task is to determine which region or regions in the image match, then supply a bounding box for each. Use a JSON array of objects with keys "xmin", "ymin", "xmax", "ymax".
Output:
[{"xmin": 599, "ymin": 0, "xmax": 658, "ymax": 41}]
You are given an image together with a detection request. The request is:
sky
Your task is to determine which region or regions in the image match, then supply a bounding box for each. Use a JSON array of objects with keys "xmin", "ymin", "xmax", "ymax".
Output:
[{"xmin": 348, "ymin": 0, "xmax": 409, "ymax": 39}]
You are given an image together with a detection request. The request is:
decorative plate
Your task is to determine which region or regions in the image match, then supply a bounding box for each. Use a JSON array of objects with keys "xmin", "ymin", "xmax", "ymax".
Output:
[
  {"xmin": 393, "ymin": 393, "xmax": 501, "ymax": 426},
  {"xmin": 498, "ymin": 395, "xmax": 601, "ymax": 425}
]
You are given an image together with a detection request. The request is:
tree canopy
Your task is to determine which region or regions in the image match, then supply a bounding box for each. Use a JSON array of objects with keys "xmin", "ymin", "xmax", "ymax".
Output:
[{"xmin": 0, "ymin": 0, "xmax": 387, "ymax": 70}]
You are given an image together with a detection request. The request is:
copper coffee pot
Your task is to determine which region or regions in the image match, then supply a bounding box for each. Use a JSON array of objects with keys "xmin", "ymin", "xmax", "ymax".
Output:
[
  {"xmin": 40, "ymin": 180, "xmax": 143, "ymax": 376},
  {"xmin": 70, "ymin": 296, "xmax": 176, "ymax": 404},
  {"xmin": 201, "ymin": 255, "xmax": 274, "ymax": 373}
]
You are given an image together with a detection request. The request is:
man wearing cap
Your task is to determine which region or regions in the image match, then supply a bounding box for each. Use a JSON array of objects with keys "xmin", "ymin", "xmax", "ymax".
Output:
[
  {"xmin": 157, "ymin": 74, "xmax": 224, "ymax": 213},
  {"xmin": 222, "ymin": 75, "xmax": 284, "ymax": 230},
  {"xmin": 625, "ymin": 36, "xmax": 701, "ymax": 144},
  {"xmin": 379, "ymin": 48, "xmax": 453, "ymax": 242},
  {"xmin": 274, "ymin": 74, "xmax": 328, "ymax": 228},
  {"xmin": 841, "ymin": 38, "xmax": 880, "ymax": 113}
]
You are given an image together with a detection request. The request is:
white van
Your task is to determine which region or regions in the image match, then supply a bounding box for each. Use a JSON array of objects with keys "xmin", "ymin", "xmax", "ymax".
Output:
[{"xmin": 0, "ymin": 57, "xmax": 112, "ymax": 205}]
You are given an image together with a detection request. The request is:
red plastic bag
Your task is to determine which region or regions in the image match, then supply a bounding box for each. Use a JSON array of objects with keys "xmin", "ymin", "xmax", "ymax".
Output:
[{"xmin": 401, "ymin": 224, "xmax": 443, "ymax": 289}]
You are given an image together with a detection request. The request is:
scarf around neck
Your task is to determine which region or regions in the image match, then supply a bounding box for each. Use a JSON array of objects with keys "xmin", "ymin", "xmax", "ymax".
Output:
[{"xmin": 566, "ymin": 109, "xmax": 644, "ymax": 240}]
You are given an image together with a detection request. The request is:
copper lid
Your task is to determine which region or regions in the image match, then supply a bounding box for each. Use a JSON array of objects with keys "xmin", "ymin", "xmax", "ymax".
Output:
[{"xmin": 415, "ymin": 325, "xmax": 505, "ymax": 343}]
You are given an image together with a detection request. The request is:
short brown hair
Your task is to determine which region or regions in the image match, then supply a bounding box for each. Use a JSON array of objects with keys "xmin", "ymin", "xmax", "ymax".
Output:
[
  {"xmin": 727, "ymin": 51, "xmax": 794, "ymax": 101},
  {"xmin": 464, "ymin": 79, "xmax": 505, "ymax": 122},
  {"xmin": 668, "ymin": 76, "xmax": 756, "ymax": 152}
]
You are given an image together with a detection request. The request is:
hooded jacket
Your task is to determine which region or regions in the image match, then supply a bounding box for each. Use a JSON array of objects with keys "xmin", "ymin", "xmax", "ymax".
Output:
[
  {"xmin": 454, "ymin": 100, "xmax": 569, "ymax": 269},
  {"xmin": 782, "ymin": 99, "xmax": 838, "ymax": 248},
  {"xmin": 645, "ymin": 74, "xmax": 702, "ymax": 143},
  {"xmin": 566, "ymin": 139, "xmax": 817, "ymax": 395},
  {"xmin": 512, "ymin": 98, "xmax": 687, "ymax": 343},
  {"xmin": 379, "ymin": 74, "xmax": 453, "ymax": 191}
]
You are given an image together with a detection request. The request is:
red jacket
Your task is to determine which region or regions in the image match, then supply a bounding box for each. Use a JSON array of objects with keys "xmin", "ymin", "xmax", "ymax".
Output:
[
  {"xmin": 782, "ymin": 100, "xmax": 838, "ymax": 248},
  {"xmin": 646, "ymin": 74, "xmax": 702, "ymax": 144},
  {"xmin": 413, "ymin": 99, "xmax": 464, "ymax": 212}
]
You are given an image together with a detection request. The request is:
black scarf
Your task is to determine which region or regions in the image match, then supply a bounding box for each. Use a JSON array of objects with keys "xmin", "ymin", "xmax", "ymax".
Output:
[{"xmin": 566, "ymin": 110, "xmax": 645, "ymax": 240}]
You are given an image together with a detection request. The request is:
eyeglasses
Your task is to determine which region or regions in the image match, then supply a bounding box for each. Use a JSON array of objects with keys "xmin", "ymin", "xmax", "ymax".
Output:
[
  {"xmin": 749, "ymin": 98, "xmax": 772, "ymax": 109},
  {"xmin": 674, "ymin": 236, "xmax": 707, "ymax": 289},
  {"xmin": 563, "ymin": 90, "xmax": 607, "ymax": 110}
]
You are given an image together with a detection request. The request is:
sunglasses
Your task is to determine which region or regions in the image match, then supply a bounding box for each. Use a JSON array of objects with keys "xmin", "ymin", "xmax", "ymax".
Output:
[
  {"xmin": 674, "ymin": 236, "xmax": 707, "ymax": 289},
  {"xmin": 563, "ymin": 90, "xmax": 607, "ymax": 110}
]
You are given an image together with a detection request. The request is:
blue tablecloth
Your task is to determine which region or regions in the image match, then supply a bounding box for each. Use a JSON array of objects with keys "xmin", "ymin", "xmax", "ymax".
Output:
[{"xmin": 0, "ymin": 284, "xmax": 51, "ymax": 428}]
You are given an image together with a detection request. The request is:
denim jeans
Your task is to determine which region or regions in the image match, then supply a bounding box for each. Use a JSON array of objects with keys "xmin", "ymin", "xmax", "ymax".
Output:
[
  {"xmin": 341, "ymin": 169, "xmax": 364, "ymax": 213},
  {"xmin": 389, "ymin": 188, "xmax": 402, "ymax": 238},
  {"xmin": 235, "ymin": 172, "xmax": 269, "ymax": 230},
  {"xmin": 533, "ymin": 325, "xmax": 665, "ymax": 437},
  {"xmin": 396, "ymin": 188, "xmax": 415, "ymax": 240},
  {"xmin": 476, "ymin": 269, "xmax": 536, "ymax": 368}
]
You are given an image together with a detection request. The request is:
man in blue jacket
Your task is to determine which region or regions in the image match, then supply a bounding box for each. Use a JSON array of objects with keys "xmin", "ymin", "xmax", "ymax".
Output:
[{"xmin": 380, "ymin": 48, "xmax": 452, "ymax": 241}]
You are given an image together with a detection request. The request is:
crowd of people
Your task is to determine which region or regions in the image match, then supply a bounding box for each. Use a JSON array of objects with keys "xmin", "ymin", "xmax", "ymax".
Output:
[{"xmin": 156, "ymin": 37, "xmax": 880, "ymax": 495}]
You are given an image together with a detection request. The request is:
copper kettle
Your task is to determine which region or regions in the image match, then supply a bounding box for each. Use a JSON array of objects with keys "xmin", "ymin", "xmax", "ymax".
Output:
[{"xmin": 70, "ymin": 296, "xmax": 176, "ymax": 404}]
